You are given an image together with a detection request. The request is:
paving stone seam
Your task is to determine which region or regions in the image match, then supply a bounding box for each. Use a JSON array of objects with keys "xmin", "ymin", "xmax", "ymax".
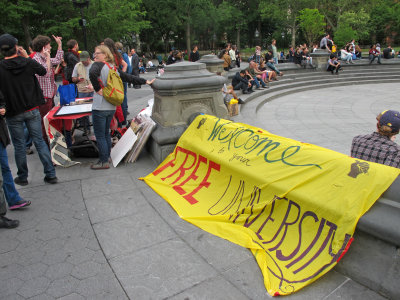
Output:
[
  {"xmin": 162, "ymin": 275, "xmax": 251, "ymax": 300},
  {"xmin": 138, "ymin": 188, "xmax": 255, "ymax": 300},
  {"xmin": 78, "ymin": 178, "xmax": 131, "ymax": 300},
  {"xmin": 321, "ymin": 277, "xmax": 351, "ymax": 300},
  {"xmin": 105, "ymin": 236, "xmax": 178, "ymax": 262}
]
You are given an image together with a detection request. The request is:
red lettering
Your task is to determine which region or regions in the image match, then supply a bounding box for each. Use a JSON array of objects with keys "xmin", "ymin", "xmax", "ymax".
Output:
[
  {"xmin": 152, "ymin": 147, "xmax": 178, "ymax": 176},
  {"xmin": 173, "ymin": 155, "xmax": 207, "ymax": 195},
  {"xmin": 183, "ymin": 160, "xmax": 220, "ymax": 204},
  {"xmin": 160, "ymin": 147, "xmax": 197, "ymax": 183}
]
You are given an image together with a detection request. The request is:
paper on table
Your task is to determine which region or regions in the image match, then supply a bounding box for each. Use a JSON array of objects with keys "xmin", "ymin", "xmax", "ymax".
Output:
[
  {"xmin": 55, "ymin": 104, "xmax": 93, "ymax": 116},
  {"xmin": 110, "ymin": 128, "xmax": 138, "ymax": 167}
]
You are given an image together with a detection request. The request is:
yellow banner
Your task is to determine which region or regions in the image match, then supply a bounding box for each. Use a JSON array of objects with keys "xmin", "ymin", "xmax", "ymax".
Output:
[{"xmin": 143, "ymin": 115, "xmax": 399, "ymax": 296}]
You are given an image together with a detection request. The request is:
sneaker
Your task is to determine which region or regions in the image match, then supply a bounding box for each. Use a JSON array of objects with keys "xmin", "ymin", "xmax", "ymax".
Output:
[
  {"xmin": 248, "ymin": 89, "xmax": 254, "ymax": 93},
  {"xmin": 9, "ymin": 200, "xmax": 31, "ymax": 210},
  {"xmin": 0, "ymin": 216, "xmax": 19, "ymax": 229},
  {"xmin": 44, "ymin": 176, "xmax": 58, "ymax": 184},
  {"xmin": 26, "ymin": 148, "xmax": 34, "ymax": 155},
  {"xmin": 90, "ymin": 161, "xmax": 110, "ymax": 170},
  {"xmin": 14, "ymin": 177, "xmax": 28, "ymax": 186},
  {"xmin": 238, "ymin": 98, "xmax": 245, "ymax": 104}
]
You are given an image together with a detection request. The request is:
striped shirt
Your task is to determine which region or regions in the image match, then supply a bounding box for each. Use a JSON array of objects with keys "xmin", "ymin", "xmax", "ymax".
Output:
[
  {"xmin": 32, "ymin": 49, "xmax": 63, "ymax": 98},
  {"xmin": 351, "ymin": 132, "xmax": 400, "ymax": 168}
]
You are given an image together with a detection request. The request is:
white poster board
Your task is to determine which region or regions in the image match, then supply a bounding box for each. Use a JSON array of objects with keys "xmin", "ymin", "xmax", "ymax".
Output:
[
  {"xmin": 110, "ymin": 128, "xmax": 138, "ymax": 167},
  {"xmin": 55, "ymin": 104, "xmax": 93, "ymax": 116}
]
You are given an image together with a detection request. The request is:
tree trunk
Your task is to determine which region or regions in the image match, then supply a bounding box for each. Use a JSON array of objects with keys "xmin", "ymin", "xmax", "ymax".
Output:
[
  {"xmin": 236, "ymin": 28, "xmax": 240, "ymax": 48},
  {"xmin": 186, "ymin": 21, "xmax": 191, "ymax": 55},
  {"xmin": 291, "ymin": 18, "xmax": 296, "ymax": 47},
  {"xmin": 22, "ymin": 16, "xmax": 31, "ymax": 48}
]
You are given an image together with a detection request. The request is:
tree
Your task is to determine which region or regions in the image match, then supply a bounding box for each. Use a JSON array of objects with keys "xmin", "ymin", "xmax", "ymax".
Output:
[
  {"xmin": 260, "ymin": 0, "xmax": 314, "ymax": 47},
  {"xmin": 298, "ymin": 8, "xmax": 325, "ymax": 46}
]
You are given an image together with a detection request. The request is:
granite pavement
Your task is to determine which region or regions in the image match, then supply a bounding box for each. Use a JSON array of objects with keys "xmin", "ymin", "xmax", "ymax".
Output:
[{"xmin": 0, "ymin": 76, "xmax": 393, "ymax": 299}]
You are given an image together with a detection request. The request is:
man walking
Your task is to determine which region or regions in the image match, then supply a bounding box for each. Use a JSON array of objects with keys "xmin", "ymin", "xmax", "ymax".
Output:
[
  {"xmin": 0, "ymin": 33, "xmax": 57, "ymax": 185},
  {"xmin": 131, "ymin": 48, "xmax": 140, "ymax": 89},
  {"xmin": 32, "ymin": 34, "xmax": 63, "ymax": 144}
]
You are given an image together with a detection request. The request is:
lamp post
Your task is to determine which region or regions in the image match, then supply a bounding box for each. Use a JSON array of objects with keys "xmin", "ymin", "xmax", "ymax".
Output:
[
  {"xmin": 72, "ymin": 0, "xmax": 90, "ymax": 50},
  {"xmin": 254, "ymin": 29, "xmax": 260, "ymax": 46}
]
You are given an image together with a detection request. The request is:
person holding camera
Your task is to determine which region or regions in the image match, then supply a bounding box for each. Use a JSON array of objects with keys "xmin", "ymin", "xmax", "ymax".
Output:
[{"xmin": 0, "ymin": 33, "xmax": 57, "ymax": 186}]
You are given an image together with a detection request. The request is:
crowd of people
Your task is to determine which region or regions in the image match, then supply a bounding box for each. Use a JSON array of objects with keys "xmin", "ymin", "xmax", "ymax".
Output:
[{"xmin": 0, "ymin": 33, "xmax": 156, "ymax": 228}]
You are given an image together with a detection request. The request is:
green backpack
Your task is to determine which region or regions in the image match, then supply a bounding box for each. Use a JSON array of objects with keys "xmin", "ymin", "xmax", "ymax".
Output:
[{"xmin": 102, "ymin": 62, "xmax": 124, "ymax": 106}]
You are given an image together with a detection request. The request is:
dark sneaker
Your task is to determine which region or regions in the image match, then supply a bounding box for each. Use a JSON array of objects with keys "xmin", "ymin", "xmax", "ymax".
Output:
[
  {"xmin": 9, "ymin": 200, "xmax": 31, "ymax": 210},
  {"xmin": 44, "ymin": 176, "xmax": 58, "ymax": 184},
  {"xmin": 26, "ymin": 148, "xmax": 34, "ymax": 155},
  {"xmin": 238, "ymin": 98, "xmax": 245, "ymax": 104},
  {"xmin": 0, "ymin": 216, "xmax": 19, "ymax": 229},
  {"xmin": 90, "ymin": 161, "xmax": 110, "ymax": 170},
  {"xmin": 14, "ymin": 177, "xmax": 28, "ymax": 186}
]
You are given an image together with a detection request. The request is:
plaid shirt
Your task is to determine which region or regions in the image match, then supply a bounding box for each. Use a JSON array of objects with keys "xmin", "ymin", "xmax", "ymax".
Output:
[
  {"xmin": 33, "ymin": 50, "xmax": 63, "ymax": 98},
  {"xmin": 351, "ymin": 132, "xmax": 400, "ymax": 168}
]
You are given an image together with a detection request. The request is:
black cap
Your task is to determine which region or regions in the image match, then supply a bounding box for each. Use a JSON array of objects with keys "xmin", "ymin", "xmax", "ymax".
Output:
[{"xmin": 0, "ymin": 34, "xmax": 17, "ymax": 50}]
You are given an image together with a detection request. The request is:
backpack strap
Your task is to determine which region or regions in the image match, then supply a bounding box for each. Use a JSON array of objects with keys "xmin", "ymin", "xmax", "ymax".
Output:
[{"xmin": 104, "ymin": 62, "xmax": 116, "ymax": 71}]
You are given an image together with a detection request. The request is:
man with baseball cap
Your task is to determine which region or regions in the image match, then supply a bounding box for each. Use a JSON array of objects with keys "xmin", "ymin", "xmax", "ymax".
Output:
[
  {"xmin": 71, "ymin": 51, "xmax": 93, "ymax": 134},
  {"xmin": 72, "ymin": 50, "xmax": 94, "ymax": 98},
  {"xmin": 0, "ymin": 33, "xmax": 57, "ymax": 186},
  {"xmin": 351, "ymin": 110, "xmax": 400, "ymax": 168}
]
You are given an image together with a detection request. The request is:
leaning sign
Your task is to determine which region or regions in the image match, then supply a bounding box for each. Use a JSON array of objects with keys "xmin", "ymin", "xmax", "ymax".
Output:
[{"xmin": 143, "ymin": 115, "xmax": 399, "ymax": 296}]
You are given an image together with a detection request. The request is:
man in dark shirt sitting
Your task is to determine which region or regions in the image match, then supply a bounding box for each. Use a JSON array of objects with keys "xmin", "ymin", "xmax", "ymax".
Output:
[
  {"xmin": 351, "ymin": 110, "xmax": 400, "ymax": 168},
  {"xmin": 232, "ymin": 70, "xmax": 253, "ymax": 94}
]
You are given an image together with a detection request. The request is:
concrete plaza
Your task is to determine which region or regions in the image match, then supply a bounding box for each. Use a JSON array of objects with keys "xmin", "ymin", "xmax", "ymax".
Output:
[{"xmin": 0, "ymin": 78, "xmax": 396, "ymax": 299}]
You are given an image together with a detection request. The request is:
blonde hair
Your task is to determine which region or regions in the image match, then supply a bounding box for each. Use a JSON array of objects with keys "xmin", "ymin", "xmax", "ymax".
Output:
[
  {"xmin": 115, "ymin": 42, "xmax": 123, "ymax": 50},
  {"xmin": 95, "ymin": 45, "xmax": 115, "ymax": 64}
]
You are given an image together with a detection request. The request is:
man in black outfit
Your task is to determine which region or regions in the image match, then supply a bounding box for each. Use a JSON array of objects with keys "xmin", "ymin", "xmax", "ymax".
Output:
[
  {"xmin": 130, "ymin": 48, "xmax": 140, "ymax": 88},
  {"xmin": 232, "ymin": 70, "xmax": 254, "ymax": 94}
]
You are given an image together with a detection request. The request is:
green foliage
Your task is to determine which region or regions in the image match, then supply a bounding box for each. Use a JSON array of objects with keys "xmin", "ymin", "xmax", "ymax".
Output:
[
  {"xmin": 298, "ymin": 8, "xmax": 325, "ymax": 46},
  {"xmin": 334, "ymin": 25, "xmax": 356, "ymax": 47},
  {"xmin": 337, "ymin": 9, "xmax": 370, "ymax": 41}
]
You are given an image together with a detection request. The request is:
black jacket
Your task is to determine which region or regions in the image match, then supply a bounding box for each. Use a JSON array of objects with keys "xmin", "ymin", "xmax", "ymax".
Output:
[
  {"xmin": 0, "ymin": 56, "xmax": 46, "ymax": 117},
  {"xmin": 64, "ymin": 51, "xmax": 79, "ymax": 83},
  {"xmin": 0, "ymin": 90, "xmax": 10, "ymax": 148},
  {"xmin": 89, "ymin": 62, "xmax": 147, "ymax": 92},
  {"xmin": 232, "ymin": 72, "xmax": 248, "ymax": 87}
]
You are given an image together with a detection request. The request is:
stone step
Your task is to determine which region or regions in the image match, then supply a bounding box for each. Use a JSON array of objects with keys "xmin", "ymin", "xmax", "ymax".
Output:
[
  {"xmin": 238, "ymin": 77, "xmax": 400, "ymax": 106},
  {"xmin": 280, "ymin": 69, "xmax": 400, "ymax": 81}
]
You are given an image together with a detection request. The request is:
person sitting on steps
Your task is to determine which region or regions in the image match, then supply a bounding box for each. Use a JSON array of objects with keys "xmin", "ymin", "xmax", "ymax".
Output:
[
  {"xmin": 232, "ymin": 70, "xmax": 254, "ymax": 94},
  {"xmin": 327, "ymin": 54, "xmax": 341, "ymax": 74}
]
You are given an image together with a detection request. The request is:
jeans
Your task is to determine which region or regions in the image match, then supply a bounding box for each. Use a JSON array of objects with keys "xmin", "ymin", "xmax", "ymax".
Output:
[
  {"xmin": 0, "ymin": 168, "xmax": 5, "ymax": 217},
  {"xmin": 92, "ymin": 110, "xmax": 114, "ymax": 163},
  {"xmin": 0, "ymin": 142, "xmax": 21, "ymax": 206},
  {"xmin": 24, "ymin": 124, "xmax": 32, "ymax": 148},
  {"xmin": 252, "ymin": 76, "xmax": 266, "ymax": 88},
  {"xmin": 6, "ymin": 108, "xmax": 56, "ymax": 180},
  {"xmin": 267, "ymin": 62, "xmax": 281, "ymax": 75},
  {"xmin": 273, "ymin": 57, "xmax": 278, "ymax": 64},
  {"xmin": 369, "ymin": 54, "xmax": 381, "ymax": 64}
]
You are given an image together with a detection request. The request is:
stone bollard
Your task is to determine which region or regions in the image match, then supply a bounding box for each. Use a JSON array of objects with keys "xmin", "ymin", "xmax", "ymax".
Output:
[
  {"xmin": 149, "ymin": 61, "xmax": 228, "ymax": 163},
  {"xmin": 310, "ymin": 49, "xmax": 331, "ymax": 71},
  {"xmin": 198, "ymin": 54, "xmax": 224, "ymax": 74}
]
